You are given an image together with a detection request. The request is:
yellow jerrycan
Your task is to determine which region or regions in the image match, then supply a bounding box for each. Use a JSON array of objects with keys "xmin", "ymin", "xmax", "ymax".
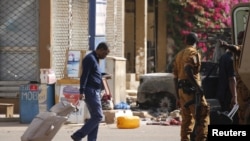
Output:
[{"xmin": 116, "ymin": 116, "xmax": 140, "ymax": 129}]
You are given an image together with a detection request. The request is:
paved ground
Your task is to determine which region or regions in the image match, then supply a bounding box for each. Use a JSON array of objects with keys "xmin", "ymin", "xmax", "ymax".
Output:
[{"xmin": 1, "ymin": 121, "xmax": 181, "ymax": 141}]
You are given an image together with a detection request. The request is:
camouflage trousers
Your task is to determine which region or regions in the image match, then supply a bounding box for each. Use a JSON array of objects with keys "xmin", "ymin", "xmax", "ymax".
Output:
[
  {"xmin": 179, "ymin": 89, "xmax": 210, "ymax": 141},
  {"xmin": 237, "ymin": 81, "xmax": 250, "ymax": 124}
]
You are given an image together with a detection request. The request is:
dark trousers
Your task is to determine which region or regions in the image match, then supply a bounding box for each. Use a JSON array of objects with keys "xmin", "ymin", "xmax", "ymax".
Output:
[{"xmin": 72, "ymin": 87, "xmax": 103, "ymax": 141}]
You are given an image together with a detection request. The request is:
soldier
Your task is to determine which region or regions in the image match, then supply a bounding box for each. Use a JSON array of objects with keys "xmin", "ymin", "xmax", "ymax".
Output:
[
  {"xmin": 216, "ymin": 48, "xmax": 237, "ymax": 113},
  {"xmin": 219, "ymin": 31, "xmax": 250, "ymax": 124},
  {"xmin": 173, "ymin": 32, "xmax": 210, "ymax": 141}
]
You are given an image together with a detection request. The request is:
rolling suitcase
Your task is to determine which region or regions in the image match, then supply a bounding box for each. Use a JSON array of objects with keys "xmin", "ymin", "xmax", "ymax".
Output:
[
  {"xmin": 214, "ymin": 104, "xmax": 239, "ymax": 124},
  {"xmin": 21, "ymin": 101, "xmax": 76, "ymax": 141},
  {"xmin": 206, "ymin": 98, "xmax": 221, "ymax": 125},
  {"xmin": 207, "ymin": 99, "xmax": 239, "ymax": 125}
]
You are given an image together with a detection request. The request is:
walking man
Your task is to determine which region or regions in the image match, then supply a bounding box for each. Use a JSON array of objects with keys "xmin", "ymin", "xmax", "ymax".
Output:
[{"xmin": 71, "ymin": 42, "xmax": 110, "ymax": 141}]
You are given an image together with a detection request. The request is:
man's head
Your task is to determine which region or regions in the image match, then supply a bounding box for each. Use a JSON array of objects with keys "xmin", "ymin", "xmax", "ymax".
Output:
[
  {"xmin": 95, "ymin": 42, "xmax": 110, "ymax": 59},
  {"xmin": 185, "ymin": 32, "xmax": 199, "ymax": 45}
]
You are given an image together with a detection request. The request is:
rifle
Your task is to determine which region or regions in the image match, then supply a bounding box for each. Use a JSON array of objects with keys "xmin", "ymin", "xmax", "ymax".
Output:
[
  {"xmin": 184, "ymin": 62, "xmax": 218, "ymax": 115},
  {"xmin": 184, "ymin": 88, "xmax": 203, "ymax": 119}
]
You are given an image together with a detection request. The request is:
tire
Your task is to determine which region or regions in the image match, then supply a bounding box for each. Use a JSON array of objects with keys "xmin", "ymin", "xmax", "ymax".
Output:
[
  {"xmin": 159, "ymin": 92, "xmax": 176, "ymax": 112},
  {"xmin": 137, "ymin": 92, "xmax": 176, "ymax": 113}
]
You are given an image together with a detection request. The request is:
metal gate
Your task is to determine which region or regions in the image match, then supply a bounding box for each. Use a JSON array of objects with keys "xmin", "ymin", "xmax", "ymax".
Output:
[{"xmin": 0, "ymin": 0, "xmax": 39, "ymax": 81}]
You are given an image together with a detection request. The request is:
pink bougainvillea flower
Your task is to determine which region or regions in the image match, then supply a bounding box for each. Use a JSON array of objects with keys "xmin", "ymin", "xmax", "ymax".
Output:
[
  {"xmin": 167, "ymin": 0, "xmax": 250, "ymax": 61},
  {"xmin": 214, "ymin": 25, "xmax": 221, "ymax": 29},
  {"xmin": 185, "ymin": 21, "xmax": 193, "ymax": 28},
  {"xmin": 180, "ymin": 30, "xmax": 190, "ymax": 36}
]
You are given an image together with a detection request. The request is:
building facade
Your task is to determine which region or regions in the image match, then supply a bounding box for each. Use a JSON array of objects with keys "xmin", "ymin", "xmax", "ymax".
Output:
[{"xmin": 0, "ymin": 0, "xmax": 168, "ymax": 81}]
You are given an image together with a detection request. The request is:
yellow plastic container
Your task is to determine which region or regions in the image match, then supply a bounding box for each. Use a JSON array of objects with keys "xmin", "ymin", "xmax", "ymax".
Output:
[{"xmin": 116, "ymin": 116, "xmax": 140, "ymax": 129}]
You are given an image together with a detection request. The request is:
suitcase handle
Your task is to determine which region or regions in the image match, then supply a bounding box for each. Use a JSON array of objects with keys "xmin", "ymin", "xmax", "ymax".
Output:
[
  {"xmin": 45, "ymin": 124, "xmax": 55, "ymax": 136},
  {"xmin": 227, "ymin": 104, "xmax": 239, "ymax": 118}
]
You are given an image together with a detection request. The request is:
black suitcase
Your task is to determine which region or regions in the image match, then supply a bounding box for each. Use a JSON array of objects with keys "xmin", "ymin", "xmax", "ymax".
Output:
[
  {"xmin": 207, "ymin": 99, "xmax": 239, "ymax": 125},
  {"xmin": 207, "ymin": 99, "xmax": 222, "ymax": 125}
]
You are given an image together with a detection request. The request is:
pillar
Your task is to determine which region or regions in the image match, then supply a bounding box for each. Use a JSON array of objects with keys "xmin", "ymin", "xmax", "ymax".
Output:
[{"xmin": 135, "ymin": 0, "xmax": 147, "ymax": 77}]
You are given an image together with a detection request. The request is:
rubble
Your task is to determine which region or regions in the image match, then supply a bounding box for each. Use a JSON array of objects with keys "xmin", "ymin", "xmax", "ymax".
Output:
[
  {"xmin": 100, "ymin": 73, "xmax": 181, "ymax": 126},
  {"xmin": 103, "ymin": 108, "xmax": 182, "ymax": 126}
]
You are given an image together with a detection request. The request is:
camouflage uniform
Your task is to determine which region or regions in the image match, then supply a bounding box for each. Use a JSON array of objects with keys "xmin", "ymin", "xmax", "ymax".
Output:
[
  {"xmin": 233, "ymin": 45, "xmax": 250, "ymax": 124},
  {"xmin": 173, "ymin": 46, "xmax": 210, "ymax": 141}
]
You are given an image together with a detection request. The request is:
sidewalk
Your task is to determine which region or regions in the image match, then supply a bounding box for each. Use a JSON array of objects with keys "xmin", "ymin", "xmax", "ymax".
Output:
[{"xmin": 1, "ymin": 120, "xmax": 181, "ymax": 141}]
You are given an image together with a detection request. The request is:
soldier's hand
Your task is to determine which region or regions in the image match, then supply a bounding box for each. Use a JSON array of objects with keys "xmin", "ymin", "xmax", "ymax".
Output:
[{"xmin": 218, "ymin": 39, "xmax": 229, "ymax": 47}]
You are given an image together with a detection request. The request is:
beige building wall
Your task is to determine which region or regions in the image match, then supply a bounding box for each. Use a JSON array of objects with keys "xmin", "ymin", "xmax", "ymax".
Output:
[
  {"xmin": 105, "ymin": 0, "xmax": 126, "ymax": 103},
  {"xmin": 42, "ymin": 0, "xmax": 167, "ymax": 79},
  {"xmin": 106, "ymin": 0, "xmax": 125, "ymax": 57},
  {"xmin": 50, "ymin": 0, "xmax": 89, "ymax": 79}
]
